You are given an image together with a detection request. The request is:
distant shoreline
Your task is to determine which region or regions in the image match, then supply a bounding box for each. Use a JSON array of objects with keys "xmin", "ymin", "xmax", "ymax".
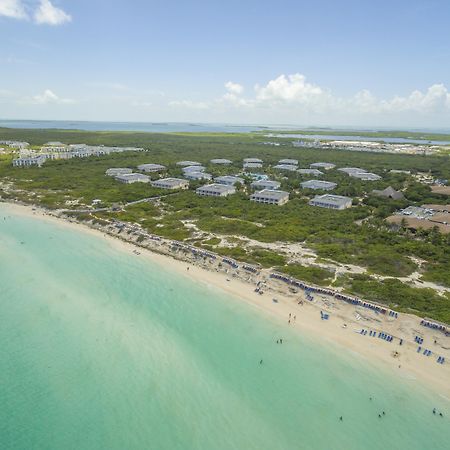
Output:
[
  {"xmin": 2, "ymin": 199, "xmax": 450, "ymax": 400},
  {"xmin": 1, "ymin": 120, "xmax": 450, "ymax": 139}
]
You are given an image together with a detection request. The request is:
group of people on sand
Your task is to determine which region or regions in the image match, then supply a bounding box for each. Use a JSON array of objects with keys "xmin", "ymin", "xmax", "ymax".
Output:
[{"xmin": 288, "ymin": 313, "xmax": 296, "ymax": 324}]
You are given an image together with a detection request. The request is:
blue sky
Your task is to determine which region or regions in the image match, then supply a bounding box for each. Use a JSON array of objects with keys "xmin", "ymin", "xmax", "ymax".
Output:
[{"xmin": 1, "ymin": 0, "xmax": 450, "ymax": 127}]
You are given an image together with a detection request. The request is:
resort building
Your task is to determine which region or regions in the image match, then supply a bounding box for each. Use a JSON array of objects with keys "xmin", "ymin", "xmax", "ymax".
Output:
[
  {"xmin": 243, "ymin": 162, "xmax": 263, "ymax": 169},
  {"xmin": 310, "ymin": 162, "xmax": 336, "ymax": 170},
  {"xmin": 137, "ymin": 163, "xmax": 166, "ymax": 172},
  {"xmin": 152, "ymin": 178, "xmax": 189, "ymax": 190},
  {"xmin": 115, "ymin": 173, "xmax": 150, "ymax": 184},
  {"xmin": 214, "ymin": 175, "xmax": 244, "ymax": 186},
  {"xmin": 243, "ymin": 158, "xmax": 263, "ymax": 164},
  {"xmin": 196, "ymin": 183, "xmax": 236, "ymax": 197},
  {"xmin": 12, "ymin": 155, "xmax": 47, "ymax": 168},
  {"xmin": 184, "ymin": 171, "xmax": 212, "ymax": 181},
  {"xmin": 279, "ymin": 159, "xmax": 298, "ymax": 165},
  {"xmin": 349, "ymin": 172, "xmax": 382, "ymax": 181},
  {"xmin": 176, "ymin": 160, "xmax": 201, "ymax": 167},
  {"xmin": 372, "ymin": 186, "xmax": 404, "ymax": 200},
  {"xmin": 298, "ymin": 169, "xmax": 324, "ymax": 176},
  {"xmin": 338, "ymin": 167, "xmax": 366, "ymax": 175},
  {"xmin": 41, "ymin": 142, "xmax": 67, "ymax": 153},
  {"xmin": 182, "ymin": 165, "xmax": 206, "ymax": 173},
  {"xmin": 273, "ymin": 164, "xmax": 298, "ymax": 172},
  {"xmin": 106, "ymin": 168, "xmax": 133, "ymax": 176},
  {"xmin": 210, "ymin": 158, "xmax": 232, "ymax": 165},
  {"xmin": 301, "ymin": 180, "xmax": 337, "ymax": 191},
  {"xmin": 309, "ymin": 194, "xmax": 352, "ymax": 210},
  {"xmin": 250, "ymin": 189, "xmax": 289, "ymax": 206},
  {"xmin": 251, "ymin": 179, "xmax": 281, "ymax": 190}
]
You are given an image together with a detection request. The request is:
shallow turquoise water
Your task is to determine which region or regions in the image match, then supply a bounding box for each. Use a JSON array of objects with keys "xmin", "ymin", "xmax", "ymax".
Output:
[{"xmin": 0, "ymin": 206, "xmax": 449, "ymax": 450}]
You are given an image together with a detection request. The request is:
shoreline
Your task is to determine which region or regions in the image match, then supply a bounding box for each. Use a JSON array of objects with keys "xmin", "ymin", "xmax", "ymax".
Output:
[{"xmin": 2, "ymin": 200, "xmax": 450, "ymax": 400}]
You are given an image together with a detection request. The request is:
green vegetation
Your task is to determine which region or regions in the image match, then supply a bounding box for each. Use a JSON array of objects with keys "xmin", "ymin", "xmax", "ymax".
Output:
[
  {"xmin": 1, "ymin": 127, "xmax": 449, "ymax": 322},
  {"xmin": 337, "ymin": 274, "xmax": 450, "ymax": 324},
  {"xmin": 280, "ymin": 264, "xmax": 334, "ymax": 286}
]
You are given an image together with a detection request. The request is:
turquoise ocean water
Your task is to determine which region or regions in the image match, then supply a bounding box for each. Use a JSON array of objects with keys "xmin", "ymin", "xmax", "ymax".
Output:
[{"xmin": 0, "ymin": 206, "xmax": 449, "ymax": 450}]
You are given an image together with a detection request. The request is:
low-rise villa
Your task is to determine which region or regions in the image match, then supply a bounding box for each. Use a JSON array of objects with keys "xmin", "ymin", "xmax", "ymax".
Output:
[
  {"xmin": 349, "ymin": 172, "xmax": 382, "ymax": 181},
  {"xmin": 251, "ymin": 179, "xmax": 281, "ymax": 190},
  {"xmin": 137, "ymin": 163, "xmax": 166, "ymax": 172},
  {"xmin": 301, "ymin": 180, "xmax": 337, "ymax": 190},
  {"xmin": 298, "ymin": 168, "xmax": 324, "ymax": 176},
  {"xmin": 310, "ymin": 162, "xmax": 336, "ymax": 170},
  {"xmin": 309, "ymin": 194, "xmax": 352, "ymax": 210},
  {"xmin": 338, "ymin": 167, "xmax": 366, "ymax": 175},
  {"xmin": 214, "ymin": 175, "xmax": 244, "ymax": 186},
  {"xmin": 279, "ymin": 159, "xmax": 298, "ymax": 165},
  {"xmin": 115, "ymin": 173, "xmax": 150, "ymax": 184},
  {"xmin": 106, "ymin": 168, "xmax": 133, "ymax": 176},
  {"xmin": 250, "ymin": 189, "xmax": 289, "ymax": 206},
  {"xmin": 273, "ymin": 164, "xmax": 298, "ymax": 172},
  {"xmin": 243, "ymin": 158, "xmax": 263, "ymax": 164},
  {"xmin": 184, "ymin": 172, "xmax": 212, "ymax": 181},
  {"xmin": 243, "ymin": 162, "xmax": 263, "ymax": 169},
  {"xmin": 210, "ymin": 158, "xmax": 232, "ymax": 165},
  {"xmin": 196, "ymin": 183, "xmax": 236, "ymax": 197},
  {"xmin": 182, "ymin": 165, "xmax": 206, "ymax": 173},
  {"xmin": 152, "ymin": 178, "xmax": 189, "ymax": 190},
  {"xmin": 12, "ymin": 155, "xmax": 47, "ymax": 168},
  {"xmin": 176, "ymin": 160, "xmax": 201, "ymax": 167}
]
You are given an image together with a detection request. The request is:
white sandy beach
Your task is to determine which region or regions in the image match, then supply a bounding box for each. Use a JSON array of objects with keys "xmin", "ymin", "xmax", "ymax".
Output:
[{"xmin": 2, "ymin": 201, "xmax": 450, "ymax": 400}]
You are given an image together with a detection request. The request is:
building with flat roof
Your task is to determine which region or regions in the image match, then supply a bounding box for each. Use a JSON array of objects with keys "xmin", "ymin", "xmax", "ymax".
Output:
[
  {"xmin": 184, "ymin": 171, "xmax": 212, "ymax": 181},
  {"xmin": 251, "ymin": 180, "xmax": 281, "ymax": 190},
  {"xmin": 273, "ymin": 164, "xmax": 297, "ymax": 172},
  {"xmin": 115, "ymin": 173, "xmax": 150, "ymax": 184},
  {"xmin": 152, "ymin": 178, "xmax": 189, "ymax": 190},
  {"xmin": 176, "ymin": 160, "xmax": 201, "ymax": 167},
  {"xmin": 310, "ymin": 162, "xmax": 336, "ymax": 170},
  {"xmin": 301, "ymin": 180, "xmax": 337, "ymax": 191},
  {"xmin": 210, "ymin": 158, "xmax": 232, "ymax": 164},
  {"xmin": 250, "ymin": 189, "xmax": 289, "ymax": 206},
  {"xmin": 214, "ymin": 175, "xmax": 244, "ymax": 186},
  {"xmin": 12, "ymin": 155, "xmax": 46, "ymax": 168},
  {"xmin": 298, "ymin": 168, "xmax": 324, "ymax": 176},
  {"xmin": 309, "ymin": 194, "xmax": 352, "ymax": 210},
  {"xmin": 137, "ymin": 163, "xmax": 166, "ymax": 172},
  {"xmin": 196, "ymin": 183, "xmax": 236, "ymax": 197},
  {"xmin": 243, "ymin": 158, "xmax": 263, "ymax": 163},
  {"xmin": 279, "ymin": 159, "xmax": 298, "ymax": 165},
  {"xmin": 338, "ymin": 167, "xmax": 365, "ymax": 175},
  {"xmin": 243, "ymin": 162, "xmax": 263, "ymax": 169},
  {"xmin": 182, "ymin": 165, "xmax": 206, "ymax": 173},
  {"xmin": 106, "ymin": 168, "xmax": 133, "ymax": 176},
  {"xmin": 349, "ymin": 172, "xmax": 382, "ymax": 181}
]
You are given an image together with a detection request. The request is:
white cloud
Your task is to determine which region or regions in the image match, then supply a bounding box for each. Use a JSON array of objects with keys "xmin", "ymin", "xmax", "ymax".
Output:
[
  {"xmin": 255, "ymin": 73, "xmax": 324, "ymax": 104},
  {"xmin": 30, "ymin": 89, "xmax": 74, "ymax": 104},
  {"xmin": 34, "ymin": 0, "xmax": 71, "ymax": 26},
  {"xmin": 381, "ymin": 84, "xmax": 450, "ymax": 113},
  {"xmin": 225, "ymin": 81, "xmax": 244, "ymax": 95},
  {"xmin": 166, "ymin": 73, "xmax": 450, "ymax": 126},
  {"xmin": 0, "ymin": 0, "xmax": 28, "ymax": 19}
]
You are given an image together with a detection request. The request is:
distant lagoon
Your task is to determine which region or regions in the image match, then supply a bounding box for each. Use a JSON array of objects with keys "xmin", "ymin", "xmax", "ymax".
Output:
[
  {"xmin": 0, "ymin": 120, "xmax": 275, "ymax": 134},
  {"xmin": 1, "ymin": 119, "xmax": 450, "ymax": 145},
  {"xmin": 271, "ymin": 133, "xmax": 450, "ymax": 146}
]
